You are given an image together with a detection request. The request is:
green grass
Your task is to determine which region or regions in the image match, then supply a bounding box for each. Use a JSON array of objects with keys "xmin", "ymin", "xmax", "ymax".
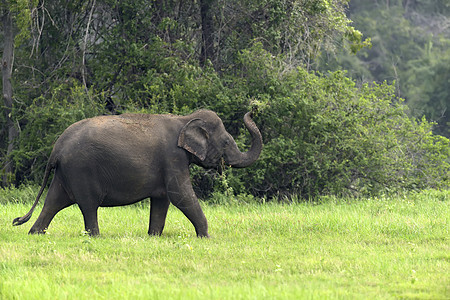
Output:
[{"xmin": 0, "ymin": 189, "xmax": 448, "ymax": 299}]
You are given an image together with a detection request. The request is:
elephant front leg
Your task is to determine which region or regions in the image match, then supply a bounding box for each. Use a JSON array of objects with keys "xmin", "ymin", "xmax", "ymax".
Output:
[
  {"xmin": 165, "ymin": 172, "xmax": 209, "ymax": 238},
  {"xmin": 148, "ymin": 196, "xmax": 170, "ymax": 236}
]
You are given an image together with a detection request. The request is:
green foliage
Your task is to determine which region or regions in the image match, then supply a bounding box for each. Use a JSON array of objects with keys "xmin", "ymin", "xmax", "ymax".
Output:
[
  {"xmin": 405, "ymin": 42, "xmax": 450, "ymax": 137},
  {"xmin": 0, "ymin": 184, "xmax": 40, "ymax": 204},
  {"xmin": 1, "ymin": 0, "xmax": 38, "ymax": 46},
  {"xmin": 225, "ymin": 44, "xmax": 449, "ymax": 198},
  {"xmin": 1, "ymin": 0, "xmax": 448, "ymax": 199},
  {"xmin": 220, "ymin": 0, "xmax": 364, "ymax": 67},
  {"xmin": 11, "ymin": 82, "xmax": 106, "ymax": 182},
  {"xmin": 320, "ymin": 0, "xmax": 450, "ymax": 137},
  {"xmin": 95, "ymin": 38, "xmax": 227, "ymax": 115}
]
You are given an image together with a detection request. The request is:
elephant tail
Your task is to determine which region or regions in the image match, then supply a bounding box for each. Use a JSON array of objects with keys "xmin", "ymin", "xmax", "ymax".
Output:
[{"xmin": 12, "ymin": 161, "xmax": 55, "ymax": 226}]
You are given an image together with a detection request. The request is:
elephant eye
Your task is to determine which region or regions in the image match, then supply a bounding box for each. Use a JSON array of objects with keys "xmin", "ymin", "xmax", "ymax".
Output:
[{"xmin": 223, "ymin": 139, "xmax": 231, "ymax": 148}]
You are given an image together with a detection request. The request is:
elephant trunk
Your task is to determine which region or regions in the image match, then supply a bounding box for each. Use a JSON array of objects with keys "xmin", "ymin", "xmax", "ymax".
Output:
[{"xmin": 225, "ymin": 111, "xmax": 263, "ymax": 168}]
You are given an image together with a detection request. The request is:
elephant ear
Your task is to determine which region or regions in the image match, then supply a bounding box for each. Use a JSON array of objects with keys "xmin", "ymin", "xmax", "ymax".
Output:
[{"xmin": 177, "ymin": 118, "xmax": 209, "ymax": 161}]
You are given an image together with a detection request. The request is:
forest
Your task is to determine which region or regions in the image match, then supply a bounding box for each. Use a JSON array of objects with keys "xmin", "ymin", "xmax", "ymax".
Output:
[{"xmin": 1, "ymin": 0, "xmax": 449, "ymax": 199}]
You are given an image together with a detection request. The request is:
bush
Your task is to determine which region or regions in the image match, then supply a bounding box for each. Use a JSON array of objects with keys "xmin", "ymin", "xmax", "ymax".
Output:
[
  {"xmin": 0, "ymin": 184, "xmax": 41, "ymax": 204},
  {"xmin": 11, "ymin": 82, "xmax": 106, "ymax": 183},
  {"xmin": 6, "ymin": 43, "xmax": 448, "ymax": 200},
  {"xmin": 224, "ymin": 44, "xmax": 449, "ymax": 198}
]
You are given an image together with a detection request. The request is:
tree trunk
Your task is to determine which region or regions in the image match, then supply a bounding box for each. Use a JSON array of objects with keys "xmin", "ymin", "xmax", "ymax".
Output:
[
  {"xmin": 1, "ymin": 8, "xmax": 18, "ymax": 186},
  {"xmin": 200, "ymin": 0, "xmax": 215, "ymax": 66}
]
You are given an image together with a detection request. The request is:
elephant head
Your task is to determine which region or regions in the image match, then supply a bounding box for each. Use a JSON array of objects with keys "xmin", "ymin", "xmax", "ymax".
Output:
[{"xmin": 177, "ymin": 110, "xmax": 263, "ymax": 170}]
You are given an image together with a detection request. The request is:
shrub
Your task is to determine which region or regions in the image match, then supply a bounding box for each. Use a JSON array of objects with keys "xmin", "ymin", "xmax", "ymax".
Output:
[
  {"xmin": 0, "ymin": 184, "xmax": 40, "ymax": 204},
  {"xmin": 11, "ymin": 82, "xmax": 106, "ymax": 183},
  {"xmin": 6, "ymin": 43, "xmax": 449, "ymax": 200},
  {"xmin": 224, "ymin": 44, "xmax": 449, "ymax": 198}
]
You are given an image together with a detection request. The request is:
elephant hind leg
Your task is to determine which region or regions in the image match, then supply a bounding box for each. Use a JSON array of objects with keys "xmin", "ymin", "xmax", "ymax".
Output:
[
  {"xmin": 69, "ymin": 179, "xmax": 103, "ymax": 236},
  {"xmin": 29, "ymin": 178, "xmax": 73, "ymax": 234},
  {"xmin": 148, "ymin": 196, "xmax": 170, "ymax": 236},
  {"xmin": 79, "ymin": 205, "xmax": 100, "ymax": 236}
]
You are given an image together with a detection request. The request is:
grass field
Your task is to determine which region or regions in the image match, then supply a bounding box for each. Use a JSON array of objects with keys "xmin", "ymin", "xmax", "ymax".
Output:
[{"xmin": 0, "ymin": 188, "xmax": 448, "ymax": 299}]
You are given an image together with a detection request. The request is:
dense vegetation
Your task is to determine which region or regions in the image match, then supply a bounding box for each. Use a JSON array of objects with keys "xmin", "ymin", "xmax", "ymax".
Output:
[
  {"xmin": 321, "ymin": 0, "xmax": 450, "ymax": 138},
  {"xmin": 1, "ymin": 189, "xmax": 448, "ymax": 299},
  {"xmin": 1, "ymin": 0, "xmax": 449, "ymax": 199}
]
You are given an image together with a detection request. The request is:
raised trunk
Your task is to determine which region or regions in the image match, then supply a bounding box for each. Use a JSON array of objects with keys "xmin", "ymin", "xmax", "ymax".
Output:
[
  {"xmin": 225, "ymin": 111, "xmax": 263, "ymax": 168},
  {"xmin": 1, "ymin": 9, "xmax": 18, "ymax": 186}
]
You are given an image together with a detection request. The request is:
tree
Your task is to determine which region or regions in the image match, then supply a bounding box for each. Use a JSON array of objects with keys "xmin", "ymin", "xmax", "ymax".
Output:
[
  {"xmin": 200, "ymin": 0, "xmax": 215, "ymax": 65},
  {"xmin": 1, "ymin": 0, "xmax": 37, "ymax": 185},
  {"xmin": 321, "ymin": 0, "xmax": 450, "ymax": 136},
  {"xmin": 1, "ymin": 4, "xmax": 16, "ymax": 185},
  {"xmin": 1, "ymin": 0, "xmax": 447, "ymax": 197}
]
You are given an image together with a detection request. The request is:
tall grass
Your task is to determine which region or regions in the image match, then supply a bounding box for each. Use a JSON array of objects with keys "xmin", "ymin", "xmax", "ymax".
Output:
[{"xmin": 0, "ymin": 188, "xmax": 448, "ymax": 299}]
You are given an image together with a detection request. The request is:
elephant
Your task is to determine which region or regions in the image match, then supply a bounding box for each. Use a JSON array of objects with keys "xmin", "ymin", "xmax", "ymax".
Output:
[{"xmin": 13, "ymin": 109, "xmax": 262, "ymax": 237}]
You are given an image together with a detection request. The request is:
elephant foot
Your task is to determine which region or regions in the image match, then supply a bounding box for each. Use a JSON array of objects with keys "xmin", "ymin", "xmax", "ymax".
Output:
[
  {"xmin": 196, "ymin": 232, "xmax": 210, "ymax": 238},
  {"xmin": 148, "ymin": 230, "xmax": 163, "ymax": 236},
  {"xmin": 86, "ymin": 229, "xmax": 100, "ymax": 236},
  {"xmin": 28, "ymin": 227, "xmax": 47, "ymax": 235}
]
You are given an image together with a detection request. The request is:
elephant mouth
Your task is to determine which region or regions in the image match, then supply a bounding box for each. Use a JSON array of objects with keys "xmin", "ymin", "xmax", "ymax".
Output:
[
  {"xmin": 217, "ymin": 158, "xmax": 226, "ymax": 175},
  {"xmin": 202, "ymin": 158, "xmax": 225, "ymax": 174}
]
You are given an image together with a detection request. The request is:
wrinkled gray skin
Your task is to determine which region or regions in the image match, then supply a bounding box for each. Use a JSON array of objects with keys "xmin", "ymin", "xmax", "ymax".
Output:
[{"xmin": 13, "ymin": 110, "xmax": 262, "ymax": 237}]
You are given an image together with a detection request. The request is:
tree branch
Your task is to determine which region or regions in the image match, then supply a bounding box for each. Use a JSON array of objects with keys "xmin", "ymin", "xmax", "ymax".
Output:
[{"xmin": 82, "ymin": 0, "xmax": 96, "ymax": 96}]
